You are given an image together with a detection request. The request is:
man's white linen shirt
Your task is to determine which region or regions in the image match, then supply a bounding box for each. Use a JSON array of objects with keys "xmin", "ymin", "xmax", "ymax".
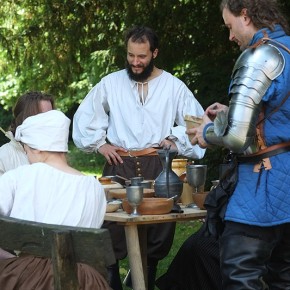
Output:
[
  {"xmin": 0, "ymin": 163, "xmax": 106, "ymax": 229},
  {"xmin": 73, "ymin": 69, "xmax": 205, "ymax": 159},
  {"xmin": 0, "ymin": 133, "xmax": 29, "ymax": 176}
]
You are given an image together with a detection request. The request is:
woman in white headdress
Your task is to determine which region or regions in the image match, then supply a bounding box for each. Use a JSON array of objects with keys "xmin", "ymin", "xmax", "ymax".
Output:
[
  {"xmin": 0, "ymin": 110, "xmax": 109, "ymax": 290},
  {"xmin": 0, "ymin": 91, "xmax": 54, "ymax": 260}
]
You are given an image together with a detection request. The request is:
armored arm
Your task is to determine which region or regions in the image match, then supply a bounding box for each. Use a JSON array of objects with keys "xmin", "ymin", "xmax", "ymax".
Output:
[{"xmin": 204, "ymin": 43, "xmax": 285, "ymax": 154}]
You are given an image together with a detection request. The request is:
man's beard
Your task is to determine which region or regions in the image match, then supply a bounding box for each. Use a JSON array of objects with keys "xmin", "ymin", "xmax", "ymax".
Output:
[{"xmin": 126, "ymin": 58, "xmax": 154, "ymax": 82}]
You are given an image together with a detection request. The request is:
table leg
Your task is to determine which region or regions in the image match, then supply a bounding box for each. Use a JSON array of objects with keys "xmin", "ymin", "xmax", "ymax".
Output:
[
  {"xmin": 125, "ymin": 225, "xmax": 146, "ymax": 290},
  {"xmin": 138, "ymin": 225, "xmax": 148, "ymax": 289}
]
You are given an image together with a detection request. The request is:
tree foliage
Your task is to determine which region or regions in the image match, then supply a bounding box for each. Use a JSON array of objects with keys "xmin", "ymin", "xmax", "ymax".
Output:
[
  {"xmin": 0, "ymin": 0, "xmax": 238, "ymax": 111},
  {"xmin": 1, "ymin": 0, "xmax": 289, "ymax": 110},
  {"xmin": 0, "ymin": 0, "xmax": 289, "ymax": 178}
]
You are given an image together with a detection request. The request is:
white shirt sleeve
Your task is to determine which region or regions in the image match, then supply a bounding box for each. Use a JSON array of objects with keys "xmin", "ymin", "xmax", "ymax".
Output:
[
  {"xmin": 73, "ymin": 83, "xmax": 108, "ymax": 152},
  {"xmin": 0, "ymin": 171, "xmax": 15, "ymax": 216}
]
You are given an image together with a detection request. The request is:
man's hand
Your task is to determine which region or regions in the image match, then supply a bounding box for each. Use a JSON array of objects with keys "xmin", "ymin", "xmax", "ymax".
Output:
[
  {"xmin": 186, "ymin": 102, "xmax": 229, "ymax": 148},
  {"xmin": 159, "ymin": 139, "xmax": 178, "ymax": 150},
  {"xmin": 205, "ymin": 102, "xmax": 228, "ymax": 121},
  {"xmin": 186, "ymin": 114, "xmax": 212, "ymax": 149},
  {"xmin": 97, "ymin": 144, "xmax": 127, "ymax": 165}
]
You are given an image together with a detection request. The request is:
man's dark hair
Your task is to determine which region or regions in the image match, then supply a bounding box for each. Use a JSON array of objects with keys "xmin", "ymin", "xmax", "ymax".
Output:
[
  {"xmin": 220, "ymin": 0, "xmax": 289, "ymax": 33},
  {"xmin": 125, "ymin": 26, "xmax": 159, "ymax": 53}
]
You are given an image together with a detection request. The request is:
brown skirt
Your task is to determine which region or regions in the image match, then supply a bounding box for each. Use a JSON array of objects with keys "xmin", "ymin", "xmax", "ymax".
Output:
[{"xmin": 0, "ymin": 256, "xmax": 111, "ymax": 290}]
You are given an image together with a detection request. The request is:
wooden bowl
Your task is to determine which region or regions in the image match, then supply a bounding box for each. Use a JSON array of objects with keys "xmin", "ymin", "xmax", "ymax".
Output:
[
  {"xmin": 122, "ymin": 198, "xmax": 174, "ymax": 215},
  {"xmin": 107, "ymin": 188, "xmax": 155, "ymax": 200},
  {"xmin": 99, "ymin": 176, "xmax": 114, "ymax": 185},
  {"xmin": 192, "ymin": 192, "xmax": 209, "ymax": 210},
  {"xmin": 106, "ymin": 200, "xmax": 122, "ymax": 213}
]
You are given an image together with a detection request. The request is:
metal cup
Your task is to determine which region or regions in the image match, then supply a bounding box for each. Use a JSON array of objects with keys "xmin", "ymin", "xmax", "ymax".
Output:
[
  {"xmin": 126, "ymin": 186, "xmax": 144, "ymax": 216},
  {"xmin": 186, "ymin": 164, "xmax": 207, "ymax": 193},
  {"xmin": 130, "ymin": 177, "xmax": 144, "ymax": 186}
]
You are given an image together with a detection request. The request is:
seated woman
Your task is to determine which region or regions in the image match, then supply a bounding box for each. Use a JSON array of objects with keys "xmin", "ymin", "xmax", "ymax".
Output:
[
  {"xmin": 0, "ymin": 91, "xmax": 54, "ymax": 176},
  {"xmin": 0, "ymin": 110, "xmax": 110, "ymax": 290}
]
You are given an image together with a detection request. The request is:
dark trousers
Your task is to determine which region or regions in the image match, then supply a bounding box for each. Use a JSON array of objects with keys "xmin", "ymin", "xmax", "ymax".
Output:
[
  {"xmin": 220, "ymin": 221, "xmax": 290, "ymax": 290},
  {"xmin": 156, "ymin": 223, "xmax": 222, "ymax": 290}
]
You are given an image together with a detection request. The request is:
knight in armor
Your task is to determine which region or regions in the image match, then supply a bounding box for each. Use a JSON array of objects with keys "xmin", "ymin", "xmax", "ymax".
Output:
[{"xmin": 188, "ymin": 0, "xmax": 290, "ymax": 289}]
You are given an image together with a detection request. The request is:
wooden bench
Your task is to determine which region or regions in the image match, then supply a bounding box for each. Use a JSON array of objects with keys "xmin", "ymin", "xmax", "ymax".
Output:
[{"xmin": 0, "ymin": 216, "xmax": 115, "ymax": 290}]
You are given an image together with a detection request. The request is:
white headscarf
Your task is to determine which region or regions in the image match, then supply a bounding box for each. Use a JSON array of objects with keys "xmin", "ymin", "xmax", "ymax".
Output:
[{"xmin": 15, "ymin": 110, "xmax": 70, "ymax": 152}]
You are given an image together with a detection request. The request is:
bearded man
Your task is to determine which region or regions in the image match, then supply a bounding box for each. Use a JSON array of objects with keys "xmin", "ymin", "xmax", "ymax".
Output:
[{"xmin": 73, "ymin": 25, "xmax": 205, "ymax": 290}]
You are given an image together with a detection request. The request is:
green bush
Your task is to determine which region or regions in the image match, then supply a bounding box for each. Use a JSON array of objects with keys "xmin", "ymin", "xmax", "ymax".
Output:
[{"xmin": 67, "ymin": 142, "xmax": 106, "ymax": 177}]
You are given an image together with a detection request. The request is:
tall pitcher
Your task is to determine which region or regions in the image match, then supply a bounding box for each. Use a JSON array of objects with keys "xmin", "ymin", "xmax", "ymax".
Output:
[{"xmin": 154, "ymin": 148, "xmax": 183, "ymax": 212}]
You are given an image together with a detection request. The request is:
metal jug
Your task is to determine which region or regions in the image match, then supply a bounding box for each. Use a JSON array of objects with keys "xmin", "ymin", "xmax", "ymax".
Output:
[{"xmin": 154, "ymin": 148, "xmax": 183, "ymax": 212}]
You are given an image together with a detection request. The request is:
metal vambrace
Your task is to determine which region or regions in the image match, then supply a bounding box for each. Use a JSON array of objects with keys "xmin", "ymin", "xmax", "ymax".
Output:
[{"xmin": 205, "ymin": 43, "xmax": 285, "ymax": 154}]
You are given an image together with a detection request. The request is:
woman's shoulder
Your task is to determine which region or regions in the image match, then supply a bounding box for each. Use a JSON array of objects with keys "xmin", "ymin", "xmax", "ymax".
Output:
[
  {"xmin": 0, "ymin": 141, "xmax": 13, "ymax": 155},
  {"xmin": 0, "ymin": 142, "xmax": 28, "ymax": 173},
  {"xmin": 0, "ymin": 140, "xmax": 25, "ymax": 154}
]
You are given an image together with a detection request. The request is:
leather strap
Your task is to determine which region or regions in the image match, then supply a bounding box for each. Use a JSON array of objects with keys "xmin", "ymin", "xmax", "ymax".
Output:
[
  {"xmin": 253, "ymin": 107, "xmax": 272, "ymax": 171},
  {"xmin": 117, "ymin": 147, "xmax": 160, "ymax": 157},
  {"xmin": 237, "ymin": 141, "xmax": 290, "ymax": 163},
  {"xmin": 249, "ymin": 31, "xmax": 290, "ymax": 54}
]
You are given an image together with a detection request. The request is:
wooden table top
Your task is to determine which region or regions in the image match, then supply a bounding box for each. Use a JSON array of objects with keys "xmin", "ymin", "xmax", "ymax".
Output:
[{"xmin": 105, "ymin": 205, "xmax": 206, "ymax": 225}]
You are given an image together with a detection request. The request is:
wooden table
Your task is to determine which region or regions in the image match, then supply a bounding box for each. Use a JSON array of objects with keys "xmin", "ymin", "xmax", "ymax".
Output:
[{"xmin": 105, "ymin": 206, "xmax": 206, "ymax": 290}]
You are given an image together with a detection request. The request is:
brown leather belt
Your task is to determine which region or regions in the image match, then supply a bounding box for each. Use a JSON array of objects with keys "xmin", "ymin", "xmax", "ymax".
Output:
[
  {"xmin": 237, "ymin": 141, "xmax": 290, "ymax": 163},
  {"xmin": 117, "ymin": 147, "xmax": 161, "ymax": 157}
]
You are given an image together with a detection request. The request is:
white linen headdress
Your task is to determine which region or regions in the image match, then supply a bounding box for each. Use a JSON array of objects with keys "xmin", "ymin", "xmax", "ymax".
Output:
[{"xmin": 15, "ymin": 110, "xmax": 70, "ymax": 152}]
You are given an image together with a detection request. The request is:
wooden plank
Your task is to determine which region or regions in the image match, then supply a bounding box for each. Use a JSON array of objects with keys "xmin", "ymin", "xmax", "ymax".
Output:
[
  {"xmin": 0, "ymin": 216, "xmax": 115, "ymax": 279},
  {"xmin": 105, "ymin": 207, "xmax": 206, "ymax": 225},
  {"xmin": 52, "ymin": 231, "xmax": 79, "ymax": 290}
]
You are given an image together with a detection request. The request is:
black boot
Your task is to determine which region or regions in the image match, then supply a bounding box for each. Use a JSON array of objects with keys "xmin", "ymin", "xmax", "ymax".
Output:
[
  {"xmin": 107, "ymin": 262, "xmax": 123, "ymax": 290},
  {"xmin": 220, "ymin": 235, "xmax": 271, "ymax": 290},
  {"xmin": 266, "ymin": 235, "xmax": 290, "ymax": 289},
  {"xmin": 147, "ymin": 264, "xmax": 157, "ymax": 290},
  {"xmin": 124, "ymin": 265, "xmax": 157, "ymax": 290}
]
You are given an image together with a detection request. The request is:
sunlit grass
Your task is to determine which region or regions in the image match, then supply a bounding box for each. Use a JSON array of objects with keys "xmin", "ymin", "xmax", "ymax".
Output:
[{"xmin": 67, "ymin": 141, "xmax": 105, "ymax": 177}]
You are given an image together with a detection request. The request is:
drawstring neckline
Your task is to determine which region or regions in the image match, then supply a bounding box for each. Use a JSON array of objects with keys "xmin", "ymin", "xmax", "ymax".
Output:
[{"xmin": 136, "ymin": 82, "xmax": 148, "ymax": 105}]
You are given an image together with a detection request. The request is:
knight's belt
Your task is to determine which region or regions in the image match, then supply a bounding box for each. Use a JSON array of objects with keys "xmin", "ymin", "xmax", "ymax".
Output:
[{"xmin": 237, "ymin": 141, "xmax": 290, "ymax": 163}]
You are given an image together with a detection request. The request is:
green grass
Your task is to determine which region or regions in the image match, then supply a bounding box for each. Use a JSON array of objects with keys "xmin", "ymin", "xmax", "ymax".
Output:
[
  {"xmin": 67, "ymin": 142, "xmax": 106, "ymax": 177},
  {"xmin": 67, "ymin": 142, "xmax": 202, "ymax": 289}
]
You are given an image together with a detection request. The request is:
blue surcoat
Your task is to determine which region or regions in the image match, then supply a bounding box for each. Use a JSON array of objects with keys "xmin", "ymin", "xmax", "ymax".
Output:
[{"xmin": 225, "ymin": 25, "xmax": 290, "ymax": 226}]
